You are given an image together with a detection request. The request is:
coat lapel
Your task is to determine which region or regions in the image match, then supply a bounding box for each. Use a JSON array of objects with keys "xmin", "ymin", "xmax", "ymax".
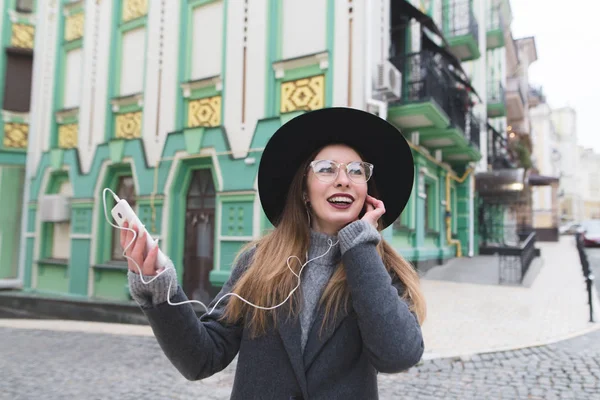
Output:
[
  {"xmin": 302, "ymin": 304, "xmax": 350, "ymax": 371},
  {"xmin": 277, "ymin": 311, "xmax": 309, "ymax": 399}
]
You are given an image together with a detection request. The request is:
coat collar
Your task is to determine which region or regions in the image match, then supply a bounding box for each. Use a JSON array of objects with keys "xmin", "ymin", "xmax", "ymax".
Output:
[
  {"xmin": 302, "ymin": 302, "xmax": 350, "ymax": 370},
  {"xmin": 277, "ymin": 310, "xmax": 309, "ymax": 400},
  {"xmin": 277, "ymin": 301, "xmax": 351, "ymax": 394}
]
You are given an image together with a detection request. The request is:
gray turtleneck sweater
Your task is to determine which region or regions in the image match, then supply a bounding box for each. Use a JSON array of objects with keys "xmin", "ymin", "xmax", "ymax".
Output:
[{"xmin": 128, "ymin": 220, "xmax": 381, "ymax": 353}]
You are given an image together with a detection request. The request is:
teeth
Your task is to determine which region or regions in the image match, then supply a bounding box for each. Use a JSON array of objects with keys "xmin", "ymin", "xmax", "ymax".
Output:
[{"xmin": 328, "ymin": 196, "xmax": 353, "ymax": 204}]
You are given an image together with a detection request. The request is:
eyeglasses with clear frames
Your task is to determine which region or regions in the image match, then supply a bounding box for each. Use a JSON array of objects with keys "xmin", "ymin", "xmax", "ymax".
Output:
[{"xmin": 308, "ymin": 160, "xmax": 374, "ymax": 184}]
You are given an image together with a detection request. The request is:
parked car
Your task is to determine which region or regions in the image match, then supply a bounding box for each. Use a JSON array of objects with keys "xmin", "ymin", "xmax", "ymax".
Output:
[
  {"xmin": 559, "ymin": 222, "xmax": 583, "ymax": 235},
  {"xmin": 580, "ymin": 220, "xmax": 600, "ymax": 247}
]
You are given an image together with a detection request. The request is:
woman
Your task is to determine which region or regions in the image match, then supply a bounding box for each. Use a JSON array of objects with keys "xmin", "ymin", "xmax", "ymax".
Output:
[{"xmin": 125, "ymin": 107, "xmax": 426, "ymax": 400}]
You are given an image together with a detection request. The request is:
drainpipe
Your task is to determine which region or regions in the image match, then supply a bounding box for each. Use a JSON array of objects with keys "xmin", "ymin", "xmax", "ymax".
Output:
[
  {"xmin": 445, "ymin": 167, "xmax": 474, "ymax": 257},
  {"xmin": 365, "ymin": 0, "xmax": 387, "ymax": 120},
  {"xmin": 468, "ymin": 171, "xmax": 474, "ymax": 257}
]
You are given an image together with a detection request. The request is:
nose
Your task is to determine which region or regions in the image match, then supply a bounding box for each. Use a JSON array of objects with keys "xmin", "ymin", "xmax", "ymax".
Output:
[{"xmin": 334, "ymin": 165, "xmax": 351, "ymax": 187}]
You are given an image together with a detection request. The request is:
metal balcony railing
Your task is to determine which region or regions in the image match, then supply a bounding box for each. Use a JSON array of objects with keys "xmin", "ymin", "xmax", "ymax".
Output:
[
  {"xmin": 443, "ymin": 0, "xmax": 479, "ymax": 47},
  {"xmin": 466, "ymin": 111, "xmax": 480, "ymax": 150},
  {"xmin": 487, "ymin": 124, "xmax": 514, "ymax": 169},
  {"xmin": 389, "ymin": 50, "xmax": 475, "ymax": 143}
]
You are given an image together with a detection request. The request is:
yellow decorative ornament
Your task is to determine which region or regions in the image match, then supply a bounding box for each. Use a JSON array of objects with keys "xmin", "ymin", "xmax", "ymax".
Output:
[
  {"xmin": 65, "ymin": 13, "xmax": 85, "ymax": 42},
  {"xmin": 3, "ymin": 123, "xmax": 29, "ymax": 148},
  {"xmin": 11, "ymin": 24, "xmax": 35, "ymax": 49},
  {"xmin": 58, "ymin": 124, "xmax": 79, "ymax": 148},
  {"xmin": 280, "ymin": 75, "xmax": 325, "ymax": 114},
  {"xmin": 188, "ymin": 96, "xmax": 221, "ymax": 128},
  {"xmin": 122, "ymin": 0, "xmax": 148, "ymax": 22},
  {"xmin": 115, "ymin": 112, "xmax": 142, "ymax": 139}
]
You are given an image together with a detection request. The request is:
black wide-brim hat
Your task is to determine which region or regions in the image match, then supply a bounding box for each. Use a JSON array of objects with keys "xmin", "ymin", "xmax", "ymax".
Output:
[{"xmin": 258, "ymin": 107, "xmax": 414, "ymax": 230}]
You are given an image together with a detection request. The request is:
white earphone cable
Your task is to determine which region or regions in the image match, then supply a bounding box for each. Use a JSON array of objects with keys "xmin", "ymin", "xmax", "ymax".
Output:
[{"xmin": 102, "ymin": 188, "xmax": 339, "ymax": 315}]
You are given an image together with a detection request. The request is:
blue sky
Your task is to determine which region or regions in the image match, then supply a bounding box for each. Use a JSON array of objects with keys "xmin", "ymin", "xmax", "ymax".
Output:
[{"xmin": 510, "ymin": 0, "xmax": 600, "ymax": 152}]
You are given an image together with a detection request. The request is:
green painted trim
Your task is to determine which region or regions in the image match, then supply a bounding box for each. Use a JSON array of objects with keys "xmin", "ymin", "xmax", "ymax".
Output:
[
  {"xmin": 280, "ymin": 110, "xmax": 304, "ymax": 125},
  {"xmin": 325, "ymin": 0, "xmax": 334, "ymax": 107},
  {"xmin": 0, "ymin": 150, "xmax": 26, "ymax": 165},
  {"xmin": 64, "ymin": 38, "xmax": 83, "ymax": 51},
  {"xmin": 71, "ymin": 201, "xmax": 95, "ymax": 209},
  {"xmin": 190, "ymin": 85, "xmax": 220, "ymax": 100},
  {"xmin": 282, "ymin": 64, "xmax": 323, "ymax": 82},
  {"xmin": 219, "ymin": 194, "xmax": 255, "ymax": 203},
  {"xmin": 388, "ymin": 102, "xmax": 450, "ymax": 131},
  {"xmin": 108, "ymin": 139, "xmax": 126, "ymax": 163},
  {"xmin": 121, "ymin": 15, "xmax": 147, "ymax": 33},
  {"xmin": 116, "ymin": 102, "xmax": 143, "ymax": 113},
  {"xmin": 486, "ymin": 29, "xmax": 505, "ymax": 50},
  {"xmin": 58, "ymin": 114, "xmax": 79, "ymax": 124},
  {"xmin": 487, "ymin": 102, "xmax": 506, "ymax": 118},
  {"xmin": 50, "ymin": 148, "xmax": 64, "ymax": 169},
  {"xmin": 447, "ymin": 34, "xmax": 481, "ymax": 62},
  {"xmin": 209, "ymin": 270, "xmax": 231, "ymax": 286},
  {"xmin": 0, "ymin": 166, "xmax": 24, "ymax": 280},
  {"xmin": 183, "ymin": 127, "xmax": 204, "ymax": 154}
]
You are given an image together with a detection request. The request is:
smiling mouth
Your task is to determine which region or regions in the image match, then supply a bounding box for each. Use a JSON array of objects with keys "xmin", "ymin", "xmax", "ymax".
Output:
[{"xmin": 327, "ymin": 195, "xmax": 354, "ymax": 209}]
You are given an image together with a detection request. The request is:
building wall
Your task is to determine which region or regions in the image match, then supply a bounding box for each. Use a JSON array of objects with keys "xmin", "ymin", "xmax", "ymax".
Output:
[
  {"xmin": 552, "ymin": 107, "xmax": 583, "ymax": 222},
  {"xmin": 16, "ymin": 0, "xmax": 481, "ymax": 300}
]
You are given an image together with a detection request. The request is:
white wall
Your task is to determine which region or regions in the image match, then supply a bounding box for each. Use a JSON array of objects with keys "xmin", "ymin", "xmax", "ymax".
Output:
[
  {"xmin": 63, "ymin": 48, "xmax": 82, "ymax": 109},
  {"xmin": 28, "ymin": 0, "xmax": 60, "ymax": 177},
  {"xmin": 120, "ymin": 27, "xmax": 146, "ymax": 96},
  {"xmin": 222, "ymin": 1, "xmax": 245, "ymax": 158},
  {"xmin": 82, "ymin": 0, "xmax": 114, "ymax": 172},
  {"xmin": 190, "ymin": 1, "xmax": 224, "ymax": 80},
  {"xmin": 241, "ymin": 0, "xmax": 268, "ymax": 154},
  {"xmin": 281, "ymin": 0, "xmax": 327, "ymax": 60}
]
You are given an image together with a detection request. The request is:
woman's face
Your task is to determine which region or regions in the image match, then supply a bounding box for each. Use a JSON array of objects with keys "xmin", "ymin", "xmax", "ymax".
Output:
[{"xmin": 305, "ymin": 144, "xmax": 369, "ymax": 235}]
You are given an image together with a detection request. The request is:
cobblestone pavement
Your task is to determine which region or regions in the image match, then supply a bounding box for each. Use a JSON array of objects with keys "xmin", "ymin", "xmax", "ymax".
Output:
[{"xmin": 2, "ymin": 326, "xmax": 600, "ymax": 400}]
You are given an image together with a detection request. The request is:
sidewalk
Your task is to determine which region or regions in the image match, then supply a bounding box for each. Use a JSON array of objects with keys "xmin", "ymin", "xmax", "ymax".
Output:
[
  {"xmin": 419, "ymin": 235, "xmax": 600, "ymax": 360},
  {"xmin": 1, "ymin": 236, "xmax": 598, "ymax": 361}
]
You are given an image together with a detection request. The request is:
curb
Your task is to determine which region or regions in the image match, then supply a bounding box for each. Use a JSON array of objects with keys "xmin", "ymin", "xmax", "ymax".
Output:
[{"xmin": 420, "ymin": 322, "xmax": 600, "ymax": 362}]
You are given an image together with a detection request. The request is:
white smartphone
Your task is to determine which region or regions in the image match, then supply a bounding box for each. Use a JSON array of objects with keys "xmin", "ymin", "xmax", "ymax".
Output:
[{"xmin": 111, "ymin": 198, "xmax": 169, "ymax": 270}]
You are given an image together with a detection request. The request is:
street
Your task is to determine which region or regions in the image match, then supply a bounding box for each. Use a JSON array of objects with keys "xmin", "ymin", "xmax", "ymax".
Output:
[{"xmin": 2, "ymin": 325, "xmax": 599, "ymax": 400}]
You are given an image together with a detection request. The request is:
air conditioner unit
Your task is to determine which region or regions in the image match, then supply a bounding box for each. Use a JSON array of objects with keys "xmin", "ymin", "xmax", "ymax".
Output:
[
  {"xmin": 373, "ymin": 61, "xmax": 402, "ymax": 101},
  {"xmin": 39, "ymin": 194, "xmax": 71, "ymax": 222}
]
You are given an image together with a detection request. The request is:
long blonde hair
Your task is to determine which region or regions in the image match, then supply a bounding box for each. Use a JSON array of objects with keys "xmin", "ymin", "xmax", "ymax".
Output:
[{"xmin": 222, "ymin": 148, "xmax": 426, "ymax": 337}]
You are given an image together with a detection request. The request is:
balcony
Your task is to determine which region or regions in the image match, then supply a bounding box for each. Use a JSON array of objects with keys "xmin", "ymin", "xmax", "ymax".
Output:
[
  {"xmin": 486, "ymin": 6, "xmax": 505, "ymax": 50},
  {"xmin": 443, "ymin": 0, "xmax": 481, "ymax": 62},
  {"xmin": 505, "ymin": 77, "xmax": 526, "ymax": 121},
  {"xmin": 387, "ymin": 50, "xmax": 481, "ymax": 164},
  {"xmin": 487, "ymin": 81, "xmax": 506, "ymax": 118},
  {"xmin": 487, "ymin": 124, "xmax": 516, "ymax": 170}
]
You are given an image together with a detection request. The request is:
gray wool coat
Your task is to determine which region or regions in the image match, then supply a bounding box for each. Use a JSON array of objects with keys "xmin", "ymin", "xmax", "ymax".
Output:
[{"xmin": 139, "ymin": 225, "xmax": 424, "ymax": 400}]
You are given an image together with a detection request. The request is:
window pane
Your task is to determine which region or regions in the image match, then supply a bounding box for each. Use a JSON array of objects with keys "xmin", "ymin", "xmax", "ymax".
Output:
[
  {"xmin": 3, "ymin": 51, "xmax": 33, "ymax": 112},
  {"xmin": 16, "ymin": 0, "xmax": 34, "ymax": 13}
]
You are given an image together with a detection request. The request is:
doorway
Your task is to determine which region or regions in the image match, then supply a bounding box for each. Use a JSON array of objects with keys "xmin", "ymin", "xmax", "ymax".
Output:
[{"xmin": 183, "ymin": 169, "xmax": 217, "ymax": 304}]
